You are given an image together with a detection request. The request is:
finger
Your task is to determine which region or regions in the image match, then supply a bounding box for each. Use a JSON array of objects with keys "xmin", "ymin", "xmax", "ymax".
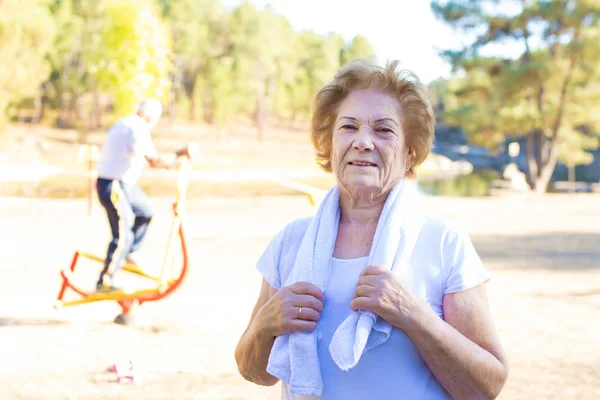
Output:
[
  {"xmin": 354, "ymin": 284, "xmax": 376, "ymax": 299},
  {"xmin": 290, "ymin": 282, "xmax": 324, "ymax": 301},
  {"xmin": 356, "ymin": 275, "xmax": 379, "ymax": 287},
  {"xmin": 293, "ymin": 320, "xmax": 318, "ymax": 333},
  {"xmin": 295, "ymin": 306, "xmax": 321, "ymax": 322},
  {"xmin": 282, "ymin": 319, "xmax": 317, "ymax": 335},
  {"xmin": 294, "ymin": 294, "xmax": 324, "ymax": 313},
  {"xmin": 350, "ymin": 297, "xmax": 374, "ymax": 312},
  {"xmin": 360, "ymin": 265, "xmax": 386, "ymax": 276}
]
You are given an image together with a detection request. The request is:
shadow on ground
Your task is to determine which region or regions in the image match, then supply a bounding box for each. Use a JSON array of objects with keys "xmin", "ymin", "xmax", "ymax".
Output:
[
  {"xmin": 473, "ymin": 232, "xmax": 600, "ymax": 270},
  {"xmin": 0, "ymin": 317, "xmax": 69, "ymax": 327},
  {"xmin": 0, "ymin": 316, "xmax": 184, "ymax": 334}
]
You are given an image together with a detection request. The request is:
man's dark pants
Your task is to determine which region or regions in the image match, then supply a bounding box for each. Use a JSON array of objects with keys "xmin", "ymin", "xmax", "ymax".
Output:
[{"xmin": 96, "ymin": 178, "xmax": 153, "ymax": 286}]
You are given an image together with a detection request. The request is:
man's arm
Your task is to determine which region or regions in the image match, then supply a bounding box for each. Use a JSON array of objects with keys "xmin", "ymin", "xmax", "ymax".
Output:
[{"xmin": 145, "ymin": 145, "xmax": 194, "ymax": 169}]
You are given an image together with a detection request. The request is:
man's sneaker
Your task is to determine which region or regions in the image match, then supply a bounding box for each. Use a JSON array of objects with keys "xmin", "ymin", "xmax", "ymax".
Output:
[{"xmin": 96, "ymin": 276, "xmax": 122, "ymax": 292}]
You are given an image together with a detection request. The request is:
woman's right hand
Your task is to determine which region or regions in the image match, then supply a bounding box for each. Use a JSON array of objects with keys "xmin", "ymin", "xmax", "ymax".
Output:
[{"xmin": 256, "ymin": 282, "xmax": 324, "ymax": 337}]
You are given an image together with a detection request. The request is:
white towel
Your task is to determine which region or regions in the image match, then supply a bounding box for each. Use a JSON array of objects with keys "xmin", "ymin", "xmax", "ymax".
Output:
[{"xmin": 266, "ymin": 180, "xmax": 425, "ymax": 396}]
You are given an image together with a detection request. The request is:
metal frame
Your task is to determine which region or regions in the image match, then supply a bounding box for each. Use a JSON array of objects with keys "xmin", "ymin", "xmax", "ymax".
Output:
[{"xmin": 54, "ymin": 158, "xmax": 192, "ymax": 317}]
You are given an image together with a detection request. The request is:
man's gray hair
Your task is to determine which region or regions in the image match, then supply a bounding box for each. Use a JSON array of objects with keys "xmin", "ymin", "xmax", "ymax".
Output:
[{"xmin": 138, "ymin": 98, "xmax": 163, "ymax": 120}]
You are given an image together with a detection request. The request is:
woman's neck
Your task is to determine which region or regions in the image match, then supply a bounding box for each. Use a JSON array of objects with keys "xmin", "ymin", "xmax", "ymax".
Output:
[
  {"xmin": 338, "ymin": 191, "xmax": 385, "ymax": 225},
  {"xmin": 335, "ymin": 191, "xmax": 384, "ymax": 259}
]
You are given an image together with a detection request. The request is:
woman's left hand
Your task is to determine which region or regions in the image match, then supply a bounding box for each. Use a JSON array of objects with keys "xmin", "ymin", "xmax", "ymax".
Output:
[{"xmin": 350, "ymin": 265, "xmax": 433, "ymax": 332}]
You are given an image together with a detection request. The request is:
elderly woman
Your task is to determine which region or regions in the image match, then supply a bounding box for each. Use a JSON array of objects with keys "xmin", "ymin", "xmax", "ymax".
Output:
[{"xmin": 235, "ymin": 60, "xmax": 508, "ymax": 399}]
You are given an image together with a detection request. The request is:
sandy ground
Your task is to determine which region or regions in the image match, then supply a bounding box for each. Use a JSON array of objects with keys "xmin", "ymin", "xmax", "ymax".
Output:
[{"xmin": 0, "ymin": 192, "xmax": 599, "ymax": 400}]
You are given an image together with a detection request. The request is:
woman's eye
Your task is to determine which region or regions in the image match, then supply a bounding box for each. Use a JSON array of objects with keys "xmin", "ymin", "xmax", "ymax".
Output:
[
  {"xmin": 341, "ymin": 124, "xmax": 357, "ymax": 130},
  {"xmin": 377, "ymin": 127, "xmax": 394, "ymax": 134}
]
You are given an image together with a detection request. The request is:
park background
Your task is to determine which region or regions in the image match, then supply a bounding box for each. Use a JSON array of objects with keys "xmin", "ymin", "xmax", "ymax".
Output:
[{"xmin": 0, "ymin": 1, "xmax": 599, "ymax": 399}]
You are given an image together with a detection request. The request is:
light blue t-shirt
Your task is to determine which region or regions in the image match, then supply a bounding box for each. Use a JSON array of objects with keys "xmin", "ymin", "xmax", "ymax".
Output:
[{"xmin": 257, "ymin": 216, "xmax": 490, "ymax": 400}]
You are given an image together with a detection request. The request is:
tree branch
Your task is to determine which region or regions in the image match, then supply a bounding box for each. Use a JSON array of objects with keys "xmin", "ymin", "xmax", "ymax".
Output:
[{"xmin": 551, "ymin": 54, "xmax": 578, "ymax": 142}]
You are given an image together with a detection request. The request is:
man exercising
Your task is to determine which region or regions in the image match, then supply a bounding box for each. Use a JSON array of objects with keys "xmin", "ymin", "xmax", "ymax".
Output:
[{"xmin": 95, "ymin": 98, "xmax": 193, "ymax": 292}]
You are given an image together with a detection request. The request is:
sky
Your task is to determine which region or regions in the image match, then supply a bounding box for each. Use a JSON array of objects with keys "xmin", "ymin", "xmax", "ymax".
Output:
[{"xmin": 221, "ymin": 0, "xmax": 461, "ymax": 84}]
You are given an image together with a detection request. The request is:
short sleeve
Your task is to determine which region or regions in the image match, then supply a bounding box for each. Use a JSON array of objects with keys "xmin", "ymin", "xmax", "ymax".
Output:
[
  {"xmin": 128, "ymin": 127, "xmax": 156, "ymax": 157},
  {"xmin": 443, "ymin": 227, "xmax": 491, "ymax": 294},
  {"xmin": 256, "ymin": 224, "xmax": 290, "ymax": 290},
  {"xmin": 143, "ymin": 135, "xmax": 157, "ymax": 157}
]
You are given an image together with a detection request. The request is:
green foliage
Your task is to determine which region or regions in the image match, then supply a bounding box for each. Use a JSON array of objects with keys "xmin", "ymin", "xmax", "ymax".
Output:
[
  {"xmin": 433, "ymin": 0, "xmax": 600, "ymax": 191},
  {"xmin": 88, "ymin": 0, "xmax": 172, "ymax": 116},
  {"xmin": 47, "ymin": 0, "xmax": 83, "ymax": 73},
  {"xmin": 2, "ymin": 0, "xmax": 381, "ymax": 135},
  {"xmin": 419, "ymin": 170, "xmax": 499, "ymax": 197},
  {"xmin": 341, "ymin": 35, "xmax": 376, "ymax": 65},
  {"xmin": 0, "ymin": 0, "xmax": 55, "ymax": 127},
  {"xmin": 280, "ymin": 31, "xmax": 347, "ymax": 119},
  {"xmin": 166, "ymin": 0, "xmax": 227, "ymax": 119}
]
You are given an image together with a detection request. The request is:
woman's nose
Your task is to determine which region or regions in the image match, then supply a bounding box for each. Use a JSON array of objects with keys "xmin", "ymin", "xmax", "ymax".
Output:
[{"xmin": 353, "ymin": 128, "xmax": 375, "ymax": 152}]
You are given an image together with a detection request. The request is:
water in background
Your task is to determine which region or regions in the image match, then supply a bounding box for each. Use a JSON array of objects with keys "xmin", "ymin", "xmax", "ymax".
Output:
[{"xmin": 418, "ymin": 171, "xmax": 500, "ymax": 197}]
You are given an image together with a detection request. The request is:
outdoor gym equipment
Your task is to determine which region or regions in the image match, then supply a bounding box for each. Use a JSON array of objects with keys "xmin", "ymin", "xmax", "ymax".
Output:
[
  {"xmin": 268, "ymin": 176, "xmax": 327, "ymax": 206},
  {"xmin": 54, "ymin": 157, "xmax": 193, "ymax": 324}
]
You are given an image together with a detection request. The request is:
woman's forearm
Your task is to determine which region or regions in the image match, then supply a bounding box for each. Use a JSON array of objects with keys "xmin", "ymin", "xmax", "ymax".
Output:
[
  {"xmin": 234, "ymin": 319, "xmax": 278, "ymax": 386},
  {"xmin": 405, "ymin": 311, "xmax": 508, "ymax": 400}
]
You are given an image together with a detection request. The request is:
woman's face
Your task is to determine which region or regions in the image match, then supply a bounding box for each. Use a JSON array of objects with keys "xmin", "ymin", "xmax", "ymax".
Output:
[{"xmin": 331, "ymin": 89, "xmax": 410, "ymax": 196}]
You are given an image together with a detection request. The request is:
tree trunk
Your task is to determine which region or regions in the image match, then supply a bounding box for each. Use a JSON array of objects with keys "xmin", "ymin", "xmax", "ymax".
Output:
[
  {"xmin": 32, "ymin": 84, "xmax": 43, "ymax": 124},
  {"xmin": 534, "ymin": 130, "xmax": 544, "ymax": 173},
  {"xmin": 189, "ymin": 91, "xmax": 196, "ymax": 121},
  {"xmin": 0, "ymin": 99, "xmax": 8, "ymax": 130},
  {"xmin": 86, "ymin": 78, "xmax": 99, "ymax": 130},
  {"xmin": 264, "ymin": 76, "xmax": 276, "ymax": 126},
  {"xmin": 534, "ymin": 138, "xmax": 559, "ymax": 193},
  {"xmin": 92, "ymin": 85, "xmax": 100, "ymax": 130},
  {"xmin": 530, "ymin": 51, "xmax": 578, "ymax": 193},
  {"xmin": 168, "ymin": 54, "xmax": 182, "ymax": 124},
  {"xmin": 168, "ymin": 70, "xmax": 177, "ymax": 124},
  {"xmin": 59, "ymin": 31, "xmax": 83, "ymax": 128},
  {"xmin": 525, "ymin": 130, "xmax": 556, "ymax": 193},
  {"xmin": 525, "ymin": 132, "xmax": 538, "ymax": 189},
  {"xmin": 256, "ymin": 82, "xmax": 266, "ymax": 142},
  {"xmin": 254, "ymin": 63, "xmax": 267, "ymax": 141},
  {"xmin": 184, "ymin": 72, "xmax": 197, "ymax": 121},
  {"xmin": 181, "ymin": 64, "xmax": 198, "ymax": 121},
  {"xmin": 74, "ymin": 47, "xmax": 88, "ymax": 134},
  {"xmin": 203, "ymin": 91, "xmax": 214, "ymax": 124},
  {"xmin": 58, "ymin": 53, "xmax": 72, "ymax": 127}
]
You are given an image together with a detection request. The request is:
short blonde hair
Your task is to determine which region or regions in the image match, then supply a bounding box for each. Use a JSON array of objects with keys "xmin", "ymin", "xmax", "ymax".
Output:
[{"xmin": 311, "ymin": 60, "xmax": 435, "ymax": 179}]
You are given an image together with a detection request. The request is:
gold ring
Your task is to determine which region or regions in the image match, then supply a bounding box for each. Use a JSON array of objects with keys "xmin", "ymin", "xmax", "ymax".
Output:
[{"xmin": 298, "ymin": 307, "xmax": 302, "ymax": 319}]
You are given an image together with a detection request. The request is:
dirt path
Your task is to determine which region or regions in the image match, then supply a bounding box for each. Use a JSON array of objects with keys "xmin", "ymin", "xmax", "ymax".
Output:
[{"xmin": 0, "ymin": 193, "xmax": 598, "ymax": 399}]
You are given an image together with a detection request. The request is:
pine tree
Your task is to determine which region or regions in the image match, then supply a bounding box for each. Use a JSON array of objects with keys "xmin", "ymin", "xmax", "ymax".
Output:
[{"xmin": 433, "ymin": 0, "xmax": 600, "ymax": 192}]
